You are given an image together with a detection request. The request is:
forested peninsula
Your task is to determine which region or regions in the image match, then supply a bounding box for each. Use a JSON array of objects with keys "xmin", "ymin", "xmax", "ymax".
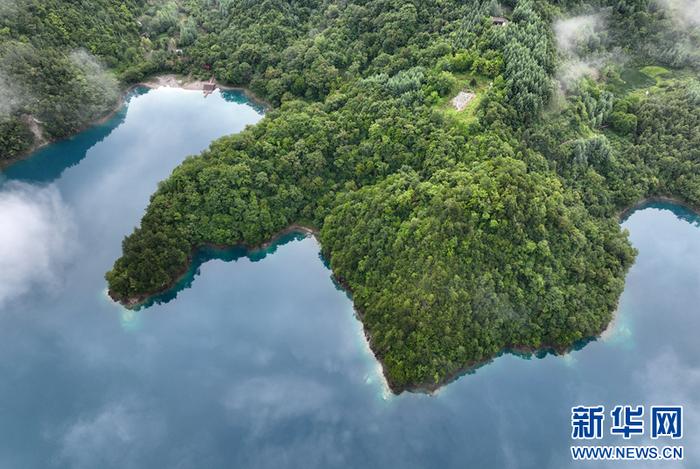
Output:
[{"xmin": 3, "ymin": 0, "xmax": 698, "ymax": 393}]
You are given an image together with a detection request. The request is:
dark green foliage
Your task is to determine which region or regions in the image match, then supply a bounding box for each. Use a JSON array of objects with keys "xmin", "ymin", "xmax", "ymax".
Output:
[
  {"xmin": 321, "ymin": 160, "xmax": 633, "ymax": 388},
  {"xmin": 0, "ymin": 0, "xmax": 145, "ymax": 67},
  {"xmin": 104, "ymin": 0, "xmax": 700, "ymax": 391},
  {"xmin": 0, "ymin": 0, "xmax": 150, "ymax": 161},
  {"xmin": 0, "ymin": 115, "xmax": 33, "ymax": 161},
  {"xmin": 526, "ymin": 77, "xmax": 700, "ymax": 218},
  {"xmin": 609, "ymin": 110, "xmax": 637, "ymax": 135},
  {"xmin": 172, "ymin": 0, "xmax": 475, "ymax": 105},
  {"xmin": 103, "ymin": 0, "xmax": 664, "ymax": 391},
  {"xmin": 105, "ymin": 73, "xmax": 475, "ymax": 302},
  {"xmin": 2, "ymin": 0, "xmax": 697, "ymax": 391},
  {"xmin": 608, "ymin": 0, "xmax": 700, "ymax": 69},
  {"xmin": 569, "ymin": 136, "xmax": 613, "ymax": 173},
  {"xmin": 499, "ymin": 1, "xmax": 555, "ymax": 122},
  {"xmin": 631, "ymin": 83, "xmax": 700, "ymax": 205},
  {"xmin": 0, "ymin": 43, "xmax": 120, "ymax": 140}
]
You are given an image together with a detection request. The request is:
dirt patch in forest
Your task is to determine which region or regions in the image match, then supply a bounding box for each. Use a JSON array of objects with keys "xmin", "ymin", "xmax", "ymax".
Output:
[{"xmin": 451, "ymin": 90, "xmax": 476, "ymax": 111}]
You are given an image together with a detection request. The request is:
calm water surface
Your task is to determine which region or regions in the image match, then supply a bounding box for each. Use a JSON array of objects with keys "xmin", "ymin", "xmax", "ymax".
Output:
[{"xmin": 0, "ymin": 88, "xmax": 697, "ymax": 469}]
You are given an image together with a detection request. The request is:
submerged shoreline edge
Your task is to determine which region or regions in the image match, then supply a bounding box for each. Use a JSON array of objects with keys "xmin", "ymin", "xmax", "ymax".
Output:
[{"xmin": 110, "ymin": 199, "xmax": 700, "ymax": 395}]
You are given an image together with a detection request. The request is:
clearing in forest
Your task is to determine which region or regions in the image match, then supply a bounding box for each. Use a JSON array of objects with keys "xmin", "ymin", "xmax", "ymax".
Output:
[{"xmin": 451, "ymin": 90, "xmax": 476, "ymax": 111}]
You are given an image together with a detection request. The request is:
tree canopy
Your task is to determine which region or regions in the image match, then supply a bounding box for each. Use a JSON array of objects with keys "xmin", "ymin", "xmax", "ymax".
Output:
[{"xmin": 2, "ymin": 0, "xmax": 697, "ymax": 392}]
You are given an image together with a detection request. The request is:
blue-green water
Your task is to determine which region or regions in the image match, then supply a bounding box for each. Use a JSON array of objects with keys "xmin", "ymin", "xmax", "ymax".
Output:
[{"xmin": 0, "ymin": 88, "xmax": 697, "ymax": 468}]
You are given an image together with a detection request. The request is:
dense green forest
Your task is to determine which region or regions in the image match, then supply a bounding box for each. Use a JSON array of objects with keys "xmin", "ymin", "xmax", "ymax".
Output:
[
  {"xmin": 0, "ymin": 1, "xmax": 146, "ymax": 161},
  {"xmin": 2, "ymin": 0, "xmax": 698, "ymax": 391}
]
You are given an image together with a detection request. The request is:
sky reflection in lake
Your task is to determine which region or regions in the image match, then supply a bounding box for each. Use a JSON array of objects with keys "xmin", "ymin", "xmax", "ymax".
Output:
[{"xmin": 0, "ymin": 88, "xmax": 697, "ymax": 468}]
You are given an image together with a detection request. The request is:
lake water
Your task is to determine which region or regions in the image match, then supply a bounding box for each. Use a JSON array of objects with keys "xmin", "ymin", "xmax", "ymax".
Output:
[{"xmin": 0, "ymin": 88, "xmax": 697, "ymax": 468}]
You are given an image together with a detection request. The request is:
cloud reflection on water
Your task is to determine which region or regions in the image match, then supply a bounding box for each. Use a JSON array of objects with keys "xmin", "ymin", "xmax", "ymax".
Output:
[{"xmin": 0, "ymin": 181, "xmax": 75, "ymax": 308}]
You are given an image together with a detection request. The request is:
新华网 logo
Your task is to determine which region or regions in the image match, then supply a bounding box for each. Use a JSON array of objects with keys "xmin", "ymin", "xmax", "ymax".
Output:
[{"xmin": 570, "ymin": 405, "xmax": 683, "ymax": 461}]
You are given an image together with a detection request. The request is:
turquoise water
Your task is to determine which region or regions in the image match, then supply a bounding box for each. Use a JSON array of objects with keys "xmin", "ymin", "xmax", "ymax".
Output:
[{"xmin": 0, "ymin": 88, "xmax": 697, "ymax": 468}]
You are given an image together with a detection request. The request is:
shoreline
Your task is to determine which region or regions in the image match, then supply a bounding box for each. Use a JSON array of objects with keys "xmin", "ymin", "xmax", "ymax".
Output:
[
  {"xmin": 137, "ymin": 74, "xmax": 272, "ymax": 110},
  {"xmin": 109, "ymin": 224, "xmax": 318, "ymax": 309},
  {"xmin": 411, "ymin": 194, "xmax": 700, "ymax": 395},
  {"xmin": 1, "ymin": 73, "xmax": 270, "ymax": 170},
  {"xmin": 108, "ymin": 222, "xmax": 610, "ymax": 396},
  {"xmin": 618, "ymin": 195, "xmax": 700, "ymax": 222},
  {"xmin": 110, "ymin": 191, "xmax": 700, "ymax": 395}
]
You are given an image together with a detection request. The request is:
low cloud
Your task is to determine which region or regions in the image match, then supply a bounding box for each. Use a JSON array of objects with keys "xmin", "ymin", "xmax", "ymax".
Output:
[
  {"xmin": 0, "ymin": 42, "xmax": 37, "ymax": 118},
  {"xmin": 557, "ymin": 57, "xmax": 601, "ymax": 85},
  {"xmin": 0, "ymin": 182, "xmax": 75, "ymax": 307},
  {"xmin": 0, "ymin": 0, "xmax": 16, "ymax": 16},
  {"xmin": 655, "ymin": 0, "xmax": 700, "ymax": 28},
  {"xmin": 69, "ymin": 49, "xmax": 120, "ymax": 115},
  {"xmin": 0, "ymin": 71, "xmax": 28, "ymax": 117},
  {"xmin": 554, "ymin": 14, "xmax": 604, "ymax": 55},
  {"xmin": 0, "ymin": 47, "xmax": 118, "ymax": 123},
  {"xmin": 70, "ymin": 50, "xmax": 119, "ymax": 96},
  {"xmin": 554, "ymin": 13, "xmax": 606, "ymax": 90},
  {"xmin": 553, "ymin": 12, "xmax": 627, "ymax": 91}
]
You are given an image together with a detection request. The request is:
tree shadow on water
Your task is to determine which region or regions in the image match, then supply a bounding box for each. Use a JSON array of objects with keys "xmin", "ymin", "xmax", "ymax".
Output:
[
  {"xmin": 137, "ymin": 231, "xmax": 308, "ymax": 310},
  {"xmin": 622, "ymin": 200, "xmax": 700, "ymax": 227},
  {"xmin": 646, "ymin": 201, "xmax": 700, "ymax": 227},
  {"xmin": 220, "ymin": 89, "xmax": 267, "ymax": 115},
  {"xmin": 2, "ymin": 88, "xmax": 148, "ymax": 184}
]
